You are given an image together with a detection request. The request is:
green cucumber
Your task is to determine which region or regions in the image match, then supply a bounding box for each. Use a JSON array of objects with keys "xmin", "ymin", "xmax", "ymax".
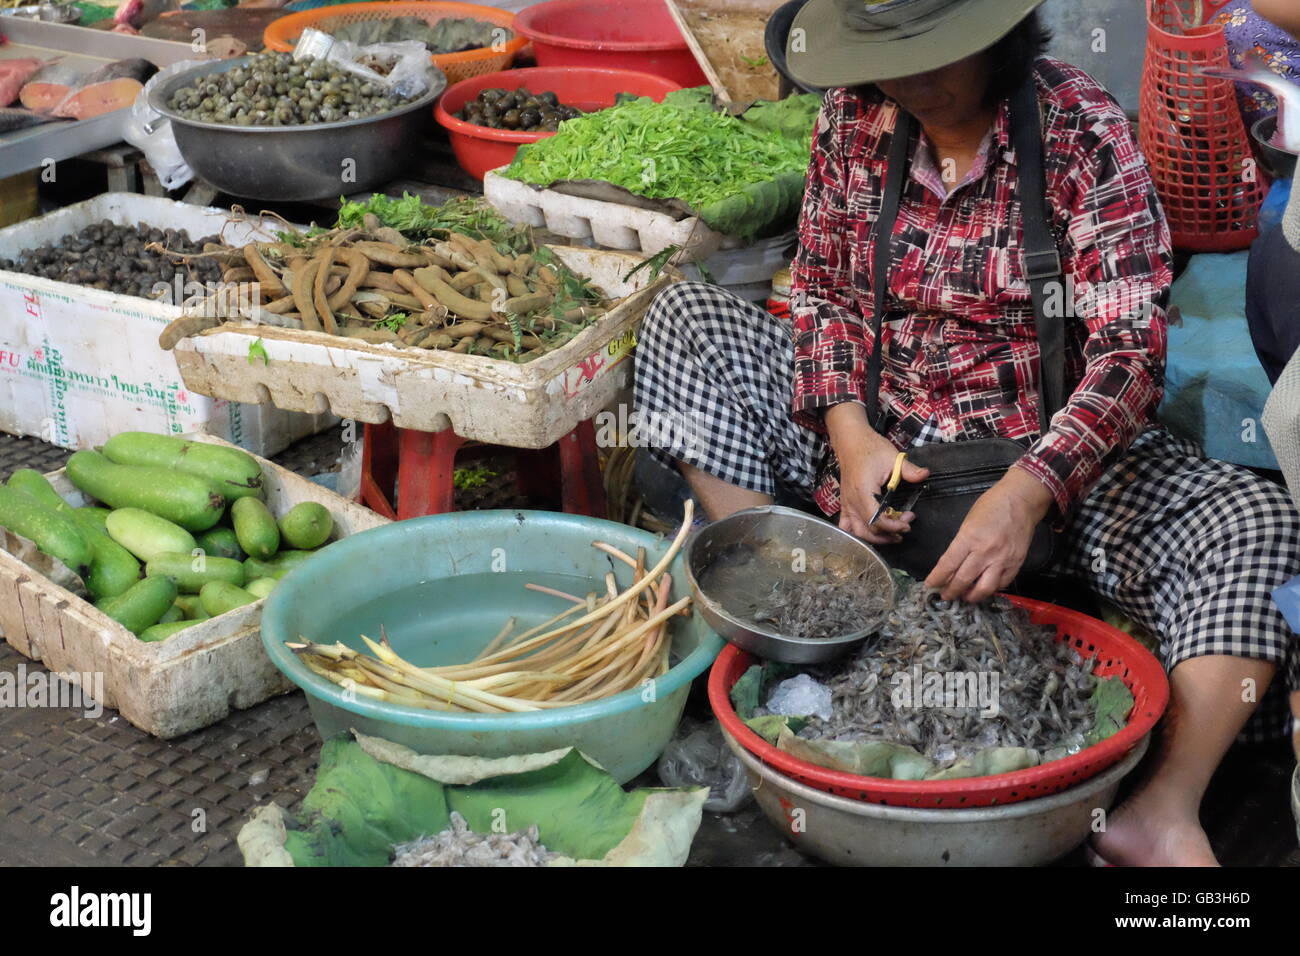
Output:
[
  {"xmin": 138, "ymin": 620, "xmax": 200, "ymax": 643},
  {"xmin": 196, "ymin": 526, "xmax": 244, "ymax": 562},
  {"xmin": 173, "ymin": 595, "xmax": 210, "ymax": 621},
  {"xmin": 146, "ymin": 551, "xmax": 246, "ymax": 593},
  {"xmin": 158, "ymin": 603, "xmax": 186, "ymax": 624},
  {"xmin": 278, "ymin": 501, "xmax": 333, "ymax": 550},
  {"xmin": 103, "ymin": 432, "xmax": 264, "ymax": 501},
  {"xmin": 97, "ymin": 576, "xmax": 178, "ymax": 634},
  {"xmin": 65, "ymin": 450, "xmax": 225, "ymax": 532},
  {"xmin": 199, "ymin": 580, "xmax": 258, "ymax": 617},
  {"xmin": 231, "ymin": 497, "xmax": 279, "ymax": 560},
  {"xmin": 0, "ymin": 485, "xmax": 93, "ymax": 578},
  {"xmin": 70, "ymin": 512, "xmax": 141, "ymax": 600},
  {"xmin": 105, "ymin": 508, "xmax": 197, "ymax": 564},
  {"xmin": 76, "ymin": 506, "xmax": 113, "ymax": 528},
  {"xmin": 7, "ymin": 469, "xmax": 67, "ymax": 510},
  {"xmin": 6, "ymin": 472, "xmax": 139, "ymax": 598},
  {"xmin": 245, "ymin": 577, "xmax": 277, "ymax": 599},
  {"xmin": 243, "ymin": 549, "xmax": 317, "ymax": 581}
]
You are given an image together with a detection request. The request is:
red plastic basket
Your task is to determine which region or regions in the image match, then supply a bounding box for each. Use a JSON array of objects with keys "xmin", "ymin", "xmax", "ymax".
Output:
[
  {"xmin": 708, "ymin": 595, "xmax": 1169, "ymax": 809},
  {"xmin": 1139, "ymin": 0, "xmax": 1262, "ymax": 251}
]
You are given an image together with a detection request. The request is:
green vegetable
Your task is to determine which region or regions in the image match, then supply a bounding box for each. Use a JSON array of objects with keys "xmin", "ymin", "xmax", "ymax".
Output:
[
  {"xmin": 336, "ymin": 194, "xmax": 527, "ymax": 250},
  {"xmin": 197, "ymin": 526, "xmax": 244, "ymax": 561},
  {"xmin": 503, "ymin": 90, "xmax": 820, "ymax": 240},
  {"xmin": 70, "ymin": 511, "xmax": 141, "ymax": 600},
  {"xmin": 157, "ymin": 603, "xmax": 186, "ymax": 624},
  {"xmin": 105, "ymin": 508, "xmax": 198, "ymax": 564},
  {"xmin": 6, "ymin": 469, "xmax": 67, "ymax": 510},
  {"xmin": 199, "ymin": 580, "xmax": 259, "ymax": 617},
  {"xmin": 231, "ymin": 497, "xmax": 279, "ymax": 560},
  {"xmin": 245, "ymin": 577, "xmax": 277, "ymax": 600},
  {"xmin": 278, "ymin": 502, "xmax": 333, "ymax": 550},
  {"xmin": 98, "ymin": 576, "xmax": 178, "ymax": 634},
  {"xmin": 146, "ymin": 551, "xmax": 247, "ymax": 593},
  {"xmin": 0, "ymin": 485, "xmax": 93, "ymax": 578},
  {"xmin": 76, "ymin": 506, "xmax": 113, "ymax": 528},
  {"xmin": 243, "ymin": 549, "xmax": 317, "ymax": 581},
  {"xmin": 66, "ymin": 450, "xmax": 225, "ymax": 532},
  {"xmin": 173, "ymin": 595, "xmax": 210, "ymax": 621},
  {"xmin": 102, "ymin": 432, "xmax": 263, "ymax": 501},
  {"xmin": 138, "ymin": 620, "xmax": 201, "ymax": 643}
]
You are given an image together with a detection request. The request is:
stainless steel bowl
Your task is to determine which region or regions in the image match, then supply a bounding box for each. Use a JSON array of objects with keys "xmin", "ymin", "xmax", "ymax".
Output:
[
  {"xmin": 685, "ymin": 505, "xmax": 894, "ymax": 664},
  {"xmin": 149, "ymin": 57, "xmax": 447, "ymax": 202},
  {"xmin": 724, "ymin": 726, "xmax": 1150, "ymax": 866},
  {"xmin": 1252, "ymin": 114, "xmax": 1297, "ymax": 180}
]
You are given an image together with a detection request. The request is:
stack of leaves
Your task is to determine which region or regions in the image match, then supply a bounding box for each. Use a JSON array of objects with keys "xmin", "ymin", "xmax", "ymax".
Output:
[
  {"xmin": 287, "ymin": 502, "xmax": 695, "ymax": 712},
  {"xmin": 503, "ymin": 88, "xmax": 821, "ymax": 240}
]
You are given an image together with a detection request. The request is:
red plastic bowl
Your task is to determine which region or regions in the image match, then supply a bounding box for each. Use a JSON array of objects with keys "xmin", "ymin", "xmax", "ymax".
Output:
[
  {"xmin": 514, "ymin": 0, "xmax": 708, "ymax": 88},
  {"xmin": 708, "ymin": 595, "xmax": 1169, "ymax": 809},
  {"xmin": 434, "ymin": 65, "xmax": 682, "ymax": 180}
]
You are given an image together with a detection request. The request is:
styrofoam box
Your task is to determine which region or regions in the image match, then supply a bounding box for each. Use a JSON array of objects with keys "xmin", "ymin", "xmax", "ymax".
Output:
[
  {"xmin": 484, "ymin": 169, "xmax": 729, "ymax": 260},
  {"xmin": 0, "ymin": 435, "xmax": 389, "ymax": 738},
  {"xmin": 0, "ymin": 193, "xmax": 334, "ymax": 455},
  {"xmin": 172, "ymin": 247, "xmax": 675, "ymax": 449}
]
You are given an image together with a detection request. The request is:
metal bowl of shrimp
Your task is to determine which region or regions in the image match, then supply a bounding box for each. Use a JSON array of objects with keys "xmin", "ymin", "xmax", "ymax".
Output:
[{"xmin": 685, "ymin": 506, "xmax": 895, "ymax": 664}]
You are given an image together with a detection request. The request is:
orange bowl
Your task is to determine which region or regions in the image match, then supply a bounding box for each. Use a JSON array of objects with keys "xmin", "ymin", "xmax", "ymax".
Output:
[{"xmin": 434, "ymin": 65, "xmax": 681, "ymax": 180}]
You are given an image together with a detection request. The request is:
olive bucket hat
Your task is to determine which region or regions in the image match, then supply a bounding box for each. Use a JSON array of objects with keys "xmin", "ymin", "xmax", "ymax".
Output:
[{"xmin": 786, "ymin": 0, "xmax": 1047, "ymax": 88}]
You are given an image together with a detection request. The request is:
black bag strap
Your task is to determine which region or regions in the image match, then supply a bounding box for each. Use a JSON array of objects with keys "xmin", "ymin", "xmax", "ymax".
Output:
[{"xmin": 864, "ymin": 70, "xmax": 1066, "ymax": 435}]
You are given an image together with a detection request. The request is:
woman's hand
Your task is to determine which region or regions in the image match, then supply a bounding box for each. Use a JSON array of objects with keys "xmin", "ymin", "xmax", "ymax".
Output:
[
  {"xmin": 925, "ymin": 466, "xmax": 1054, "ymax": 602},
  {"xmin": 825, "ymin": 403, "xmax": 929, "ymax": 545}
]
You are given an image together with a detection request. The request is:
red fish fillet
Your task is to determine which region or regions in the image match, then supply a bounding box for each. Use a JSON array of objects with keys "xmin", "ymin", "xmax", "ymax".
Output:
[
  {"xmin": 51, "ymin": 58, "xmax": 157, "ymax": 120},
  {"xmin": 18, "ymin": 63, "xmax": 81, "ymax": 113},
  {"xmin": 0, "ymin": 59, "xmax": 50, "ymax": 108}
]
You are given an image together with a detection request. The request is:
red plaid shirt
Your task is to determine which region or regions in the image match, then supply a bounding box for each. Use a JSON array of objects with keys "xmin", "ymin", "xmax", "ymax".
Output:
[{"xmin": 790, "ymin": 57, "xmax": 1172, "ymax": 517}]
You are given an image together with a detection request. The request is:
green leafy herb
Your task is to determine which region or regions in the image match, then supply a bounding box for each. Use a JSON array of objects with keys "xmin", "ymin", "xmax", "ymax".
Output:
[
  {"xmin": 376, "ymin": 312, "xmax": 410, "ymax": 333},
  {"xmin": 740, "ymin": 54, "xmax": 769, "ymax": 68},
  {"xmin": 247, "ymin": 338, "xmax": 269, "ymax": 366},
  {"xmin": 336, "ymin": 193, "xmax": 527, "ymax": 250},
  {"xmin": 622, "ymin": 245, "xmax": 680, "ymax": 284},
  {"xmin": 452, "ymin": 465, "xmax": 497, "ymax": 490}
]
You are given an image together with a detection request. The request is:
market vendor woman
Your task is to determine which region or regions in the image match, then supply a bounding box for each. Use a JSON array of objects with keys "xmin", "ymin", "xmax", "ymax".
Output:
[{"xmin": 635, "ymin": 0, "xmax": 1300, "ymax": 866}]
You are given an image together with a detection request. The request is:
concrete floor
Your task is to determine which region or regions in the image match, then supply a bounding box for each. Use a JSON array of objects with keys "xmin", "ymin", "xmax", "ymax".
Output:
[{"xmin": 0, "ymin": 428, "xmax": 1296, "ymax": 867}]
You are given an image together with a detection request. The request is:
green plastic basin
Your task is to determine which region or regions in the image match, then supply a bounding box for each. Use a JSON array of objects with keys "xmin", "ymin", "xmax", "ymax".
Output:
[{"xmin": 261, "ymin": 510, "xmax": 723, "ymax": 783}]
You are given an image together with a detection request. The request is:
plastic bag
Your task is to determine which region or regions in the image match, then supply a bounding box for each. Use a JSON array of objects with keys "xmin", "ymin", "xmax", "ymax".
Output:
[
  {"xmin": 335, "ymin": 429, "xmax": 363, "ymax": 502},
  {"xmin": 657, "ymin": 717, "xmax": 752, "ymax": 813},
  {"xmin": 291, "ymin": 27, "xmax": 435, "ymax": 100},
  {"xmin": 121, "ymin": 60, "xmax": 198, "ymax": 190}
]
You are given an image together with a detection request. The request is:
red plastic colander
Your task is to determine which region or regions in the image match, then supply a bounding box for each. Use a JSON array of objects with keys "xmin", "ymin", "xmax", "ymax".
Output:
[
  {"xmin": 708, "ymin": 595, "xmax": 1169, "ymax": 809},
  {"xmin": 1139, "ymin": 0, "xmax": 1263, "ymax": 251}
]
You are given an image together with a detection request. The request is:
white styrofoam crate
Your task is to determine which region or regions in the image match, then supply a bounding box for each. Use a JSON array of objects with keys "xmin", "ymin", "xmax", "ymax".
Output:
[
  {"xmin": 0, "ymin": 193, "xmax": 334, "ymax": 455},
  {"xmin": 0, "ymin": 435, "xmax": 389, "ymax": 738},
  {"xmin": 171, "ymin": 246, "xmax": 675, "ymax": 449},
  {"xmin": 484, "ymin": 169, "xmax": 728, "ymax": 260}
]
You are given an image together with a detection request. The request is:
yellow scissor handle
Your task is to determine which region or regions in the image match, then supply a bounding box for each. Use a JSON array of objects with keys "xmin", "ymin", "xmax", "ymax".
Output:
[{"xmin": 885, "ymin": 452, "xmax": 907, "ymax": 493}]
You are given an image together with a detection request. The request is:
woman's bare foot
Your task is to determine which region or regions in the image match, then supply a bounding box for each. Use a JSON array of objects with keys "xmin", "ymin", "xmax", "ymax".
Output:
[{"xmin": 1091, "ymin": 785, "xmax": 1219, "ymax": 866}]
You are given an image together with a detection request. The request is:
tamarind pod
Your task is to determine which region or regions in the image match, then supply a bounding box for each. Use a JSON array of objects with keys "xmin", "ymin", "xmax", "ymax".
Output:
[
  {"xmin": 433, "ymin": 240, "xmax": 477, "ymax": 272},
  {"xmin": 338, "ymin": 327, "xmax": 398, "ymax": 343},
  {"xmin": 355, "ymin": 298, "xmax": 391, "ymax": 319},
  {"xmin": 564, "ymin": 306, "xmax": 606, "ymax": 322},
  {"xmin": 158, "ymin": 314, "xmax": 220, "ymax": 350},
  {"xmin": 535, "ymin": 265, "xmax": 559, "ymax": 286},
  {"xmin": 510, "ymin": 253, "xmax": 534, "ymax": 277},
  {"xmin": 500, "ymin": 292, "xmax": 553, "ymax": 316},
  {"xmin": 222, "ymin": 266, "xmax": 256, "ymax": 282},
  {"xmin": 361, "ymin": 272, "xmax": 405, "ymax": 293},
  {"xmin": 243, "ymin": 244, "xmax": 287, "ymax": 296},
  {"xmin": 293, "ymin": 259, "xmax": 322, "ymax": 332},
  {"xmin": 372, "ymin": 226, "xmax": 408, "ymax": 247},
  {"xmin": 449, "ymin": 271, "xmax": 482, "ymax": 293},
  {"xmin": 419, "ymin": 246, "xmax": 454, "ymax": 269},
  {"xmin": 421, "ymin": 274, "xmax": 493, "ymax": 320},
  {"xmin": 505, "ymin": 275, "xmax": 530, "ymax": 298},
  {"xmin": 264, "ymin": 294, "xmax": 298, "ymax": 314},
  {"xmin": 472, "ymin": 335, "xmax": 495, "ymax": 353},
  {"xmin": 473, "ymin": 266, "xmax": 508, "ymax": 293},
  {"xmin": 420, "ymin": 333, "xmax": 455, "ymax": 350},
  {"xmin": 393, "ymin": 270, "xmax": 438, "ymax": 311},
  {"xmin": 475, "ymin": 239, "xmax": 514, "ymax": 274},
  {"xmin": 442, "ymin": 321, "xmax": 486, "ymax": 340},
  {"xmin": 450, "ymin": 336, "xmax": 474, "ymax": 353},
  {"xmin": 353, "ymin": 241, "xmax": 426, "ymax": 268},
  {"xmin": 412, "ymin": 265, "xmax": 452, "ymax": 290},
  {"xmin": 419, "ymin": 305, "xmax": 449, "ymax": 326},
  {"xmin": 474, "ymin": 282, "xmax": 497, "ymax": 304},
  {"xmin": 483, "ymin": 327, "xmax": 543, "ymax": 348},
  {"xmin": 386, "ymin": 292, "xmax": 424, "ymax": 310},
  {"xmin": 327, "ymin": 248, "xmax": 370, "ymax": 312},
  {"xmin": 314, "ymin": 248, "xmax": 338, "ymax": 335}
]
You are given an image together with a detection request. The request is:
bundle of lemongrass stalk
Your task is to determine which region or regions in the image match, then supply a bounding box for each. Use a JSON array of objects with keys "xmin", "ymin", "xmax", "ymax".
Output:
[{"xmin": 287, "ymin": 502, "xmax": 695, "ymax": 713}]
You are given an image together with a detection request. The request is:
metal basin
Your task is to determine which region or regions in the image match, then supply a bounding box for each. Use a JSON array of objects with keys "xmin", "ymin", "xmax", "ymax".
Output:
[
  {"xmin": 149, "ymin": 56, "xmax": 446, "ymax": 201},
  {"xmin": 685, "ymin": 505, "xmax": 894, "ymax": 664},
  {"xmin": 723, "ymin": 727, "xmax": 1149, "ymax": 866}
]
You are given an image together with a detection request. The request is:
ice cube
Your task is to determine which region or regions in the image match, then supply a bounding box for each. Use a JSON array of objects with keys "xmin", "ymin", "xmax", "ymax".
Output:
[{"xmin": 765, "ymin": 674, "xmax": 833, "ymax": 720}]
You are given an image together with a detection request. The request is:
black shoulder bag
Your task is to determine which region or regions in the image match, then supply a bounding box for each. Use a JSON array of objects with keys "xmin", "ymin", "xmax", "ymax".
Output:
[{"xmin": 869, "ymin": 75, "xmax": 1065, "ymax": 580}]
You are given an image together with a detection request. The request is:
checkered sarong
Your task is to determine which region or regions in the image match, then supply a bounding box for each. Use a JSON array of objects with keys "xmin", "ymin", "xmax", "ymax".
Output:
[{"xmin": 634, "ymin": 282, "xmax": 1300, "ymax": 741}]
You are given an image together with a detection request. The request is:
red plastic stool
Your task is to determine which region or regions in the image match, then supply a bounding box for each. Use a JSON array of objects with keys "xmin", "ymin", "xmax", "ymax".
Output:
[{"xmin": 359, "ymin": 420, "xmax": 608, "ymax": 520}]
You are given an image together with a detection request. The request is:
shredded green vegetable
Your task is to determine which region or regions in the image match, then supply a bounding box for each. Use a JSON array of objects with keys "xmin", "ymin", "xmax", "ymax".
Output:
[
  {"xmin": 503, "ymin": 91, "xmax": 820, "ymax": 239},
  {"xmin": 336, "ymin": 194, "xmax": 529, "ymax": 250}
]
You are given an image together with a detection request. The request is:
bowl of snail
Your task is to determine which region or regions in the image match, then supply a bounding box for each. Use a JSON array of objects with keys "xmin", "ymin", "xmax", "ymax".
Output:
[{"xmin": 150, "ymin": 51, "xmax": 447, "ymax": 202}]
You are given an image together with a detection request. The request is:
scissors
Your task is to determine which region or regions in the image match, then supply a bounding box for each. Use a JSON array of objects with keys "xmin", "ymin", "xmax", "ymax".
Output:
[{"xmin": 868, "ymin": 451, "xmax": 923, "ymax": 526}]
